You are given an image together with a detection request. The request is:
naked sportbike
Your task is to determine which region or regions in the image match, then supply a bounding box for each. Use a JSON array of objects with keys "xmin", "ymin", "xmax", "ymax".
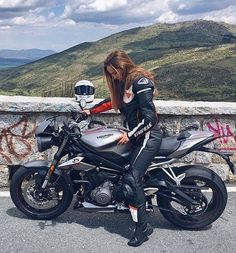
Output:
[{"xmin": 10, "ymin": 111, "xmax": 235, "ymax": 229}]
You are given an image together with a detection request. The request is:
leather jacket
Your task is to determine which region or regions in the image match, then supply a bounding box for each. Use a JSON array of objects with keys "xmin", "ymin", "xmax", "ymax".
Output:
[{"xmin": 90, "ymin": 76, "xmax": 158, "ymax": 141}]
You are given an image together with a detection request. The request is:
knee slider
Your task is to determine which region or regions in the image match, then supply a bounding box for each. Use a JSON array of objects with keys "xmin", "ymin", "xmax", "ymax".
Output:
[{"xmin": 122, "ymin": 173, "xmax": 136, "ymax": 200}]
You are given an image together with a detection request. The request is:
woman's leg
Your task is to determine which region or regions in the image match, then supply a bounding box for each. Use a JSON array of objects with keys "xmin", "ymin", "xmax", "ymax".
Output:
[{"xmin": 126, "ymin": 128, "xmax": 162, "ymax": 246}]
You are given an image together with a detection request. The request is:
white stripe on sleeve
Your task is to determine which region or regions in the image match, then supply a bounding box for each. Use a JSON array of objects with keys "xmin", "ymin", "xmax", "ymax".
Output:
[
  {"xmin": 127, "ymin": 119, "xmax": 145, "ymax": 138},
  {"xmin": 136, "ymin": 88, "xmax": 152, "ymax": 94}
]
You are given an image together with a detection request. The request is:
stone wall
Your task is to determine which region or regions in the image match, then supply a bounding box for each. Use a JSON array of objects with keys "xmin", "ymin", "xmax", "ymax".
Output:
[{"xmin": 0, "ymin": 95, "xmax": 236, "ymax": 187}]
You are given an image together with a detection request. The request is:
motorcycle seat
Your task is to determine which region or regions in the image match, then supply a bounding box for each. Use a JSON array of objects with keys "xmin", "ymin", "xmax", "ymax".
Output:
[{"xmin": 158, "ymin": 136, "xmax": 181, "ymax": 156}]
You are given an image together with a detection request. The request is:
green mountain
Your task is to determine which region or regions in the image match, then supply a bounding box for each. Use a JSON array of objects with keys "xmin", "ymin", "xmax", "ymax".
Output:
[{"xmin": 0, "ymin": 20, "xmax": 236, "ymax": 101}]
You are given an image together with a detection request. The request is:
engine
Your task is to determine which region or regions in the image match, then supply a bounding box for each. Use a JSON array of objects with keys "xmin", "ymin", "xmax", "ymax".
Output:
[{"xmin": 90, "ymin": 181, "xmax": 113, "ymax": 206}]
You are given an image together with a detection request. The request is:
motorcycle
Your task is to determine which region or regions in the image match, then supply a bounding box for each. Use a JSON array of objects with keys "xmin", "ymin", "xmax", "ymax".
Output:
[{"xmin": 10, "ymin": 103, "xmax": 235, "ymax": 229}]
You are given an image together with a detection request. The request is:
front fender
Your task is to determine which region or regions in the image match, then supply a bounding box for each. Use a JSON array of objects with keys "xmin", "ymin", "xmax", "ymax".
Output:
[{"xmin": 23, "ymin": 160, "xmax": 61, "ymax": 175}]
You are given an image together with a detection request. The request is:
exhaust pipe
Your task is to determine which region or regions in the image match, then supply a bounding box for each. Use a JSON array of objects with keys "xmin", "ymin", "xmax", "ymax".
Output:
[{"xmin": 76, "ymin": 202, "xmax": 116, "ymax": 213}]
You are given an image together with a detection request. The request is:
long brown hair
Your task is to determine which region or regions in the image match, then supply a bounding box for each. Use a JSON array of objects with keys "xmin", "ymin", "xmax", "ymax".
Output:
[{"xmin": 104, "ymin": 50, "xmax": 154, "ymax": 110}]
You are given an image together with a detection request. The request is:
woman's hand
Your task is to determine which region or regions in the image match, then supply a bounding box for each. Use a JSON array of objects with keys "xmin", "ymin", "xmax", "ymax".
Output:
[
  {"xmin": 118, "ymin": 130, "xmax": 129, "ymax": 144},
  {"xmin": 81, "ymin": 109, "xmax": 91, "ymax": 115}
]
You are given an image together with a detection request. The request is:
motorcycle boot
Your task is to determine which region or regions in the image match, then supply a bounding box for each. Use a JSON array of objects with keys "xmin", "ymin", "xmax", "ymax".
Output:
[{"xmin": 128, "ymin": 204, "xmax": 153, "ymax": 247}]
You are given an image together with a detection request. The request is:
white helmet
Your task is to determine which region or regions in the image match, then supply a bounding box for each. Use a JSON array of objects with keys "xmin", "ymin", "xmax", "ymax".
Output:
[{"xmin": 74, "ymin": 80, "xmax": 95, "ymax": 103}]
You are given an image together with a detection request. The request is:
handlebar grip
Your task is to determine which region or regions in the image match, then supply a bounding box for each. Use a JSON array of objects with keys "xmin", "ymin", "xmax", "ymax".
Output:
[
  {"xmin": 72, "ymin": 125, "xmax": 81, "ymax": 135},
  {"xmin": 70, "ymin": 111, "xmax": 88, "ymax": 122},
  {"xmin": 68, "ymin": 121, "xmax": 81, "ymax": 137},
  {"xmin": 75, "ymin": 113, "xmax": 88, "ymax": 123},
  {"xmin": 80, "ymin": 113, "xmax": 88, "ymax": 121}
]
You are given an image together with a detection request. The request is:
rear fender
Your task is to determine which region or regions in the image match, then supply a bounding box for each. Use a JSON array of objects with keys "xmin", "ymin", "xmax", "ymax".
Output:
[
  {"xmin": 145, "ymin": 165, "xmax": 207, "ymax": 187},
  {"xmin": 145, "ymin": 165, "xmax": 217, "ymax": 206}
]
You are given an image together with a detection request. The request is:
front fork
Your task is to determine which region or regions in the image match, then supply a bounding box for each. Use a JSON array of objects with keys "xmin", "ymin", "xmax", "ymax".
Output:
[{"xmin": 41, "ymin": 135, "xmax": 69, "ymax": 189}]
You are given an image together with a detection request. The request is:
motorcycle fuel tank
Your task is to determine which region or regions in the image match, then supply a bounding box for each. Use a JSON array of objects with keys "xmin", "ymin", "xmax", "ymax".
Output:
[{"xmin": 81, "ymin": 127, "xmax": 133, "ymax": 162}]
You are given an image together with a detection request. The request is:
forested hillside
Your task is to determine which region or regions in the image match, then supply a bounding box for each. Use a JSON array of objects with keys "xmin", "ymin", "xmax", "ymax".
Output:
[{"xmin": 0, "ymin": 20, "xmax": 235, "ymax": 101}]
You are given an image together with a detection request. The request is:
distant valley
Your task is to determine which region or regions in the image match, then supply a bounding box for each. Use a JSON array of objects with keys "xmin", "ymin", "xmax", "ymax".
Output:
[
  {"xmin": 0, "ymin": 49, "xmax": 56, "ymax": 69},
  {"xmin": 0, "ymin": 20, "xmax": 235, "ymax": 101}
]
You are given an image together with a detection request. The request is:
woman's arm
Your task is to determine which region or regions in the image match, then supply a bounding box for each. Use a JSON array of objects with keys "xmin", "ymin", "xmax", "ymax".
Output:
[
  {"xmin": 89, "ymin": 97, "xmax": 112, "ymax": 114},
  {"xmin": 127, "ymin": 77, "xmax": 158, "ymax": 141}
]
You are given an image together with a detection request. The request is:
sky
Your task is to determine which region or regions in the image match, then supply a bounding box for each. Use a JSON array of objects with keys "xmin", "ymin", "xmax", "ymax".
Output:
[{"xmin": 0, "ymin": 0, "xmax": 236, "ymax": 52}]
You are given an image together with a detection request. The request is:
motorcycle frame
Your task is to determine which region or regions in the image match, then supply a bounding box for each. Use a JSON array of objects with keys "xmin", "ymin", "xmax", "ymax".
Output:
[{"xmin": 38, "ymin": 117, "xmax": 235, "ymax": 210}]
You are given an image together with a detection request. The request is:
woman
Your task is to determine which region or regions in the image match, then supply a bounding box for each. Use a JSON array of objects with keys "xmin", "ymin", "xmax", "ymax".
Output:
[{"xmin": 83, "ymin": 50, "xmax": 162, "ymax": 247}]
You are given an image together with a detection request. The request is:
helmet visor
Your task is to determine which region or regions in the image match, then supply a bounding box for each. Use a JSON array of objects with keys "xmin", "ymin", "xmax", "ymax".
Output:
[{"xmin": 75, "ymin": 85, "xmax": 94, "ymax": 95}]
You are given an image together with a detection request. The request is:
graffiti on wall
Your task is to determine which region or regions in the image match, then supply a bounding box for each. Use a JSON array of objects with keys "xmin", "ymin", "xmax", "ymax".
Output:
[
  {"xmin": 0, "ymin": 116, "xmax": 36, "ymax": 164},
  {"xmin": 207, "ymin": 118, "xmax": 236, "ymax": 151}
]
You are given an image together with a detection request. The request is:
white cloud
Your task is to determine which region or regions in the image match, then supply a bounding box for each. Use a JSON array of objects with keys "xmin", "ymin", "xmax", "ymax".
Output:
[
  {"xmin": 156, "ymin": 4, "xmax": 236, "ymax": 25},
  {"xmin": 156, "ymin": 11, "xmax": 179, "ymax": 23},
  {"xmin": 62, "ymin": 0, "xmax": 236, "ymax": 25},
  {"xmin": 0, "ymin": 0, "xmax": 62, "ymax": 28},
  {"xmin": 0, "ymin": 0, "xmax": 58, "ymax": 10},
  {"xmin": 63, "ymin": 0, "xmax": 168, "ymax": 24},
  {"xmin": 0, "ymin": 25, "xmax": 11, "ymax": 30},
  {"xmin": 89, "ymin": 0, "xmax": 127, "ymax": 12},
  {"xmin": 12, "ymin": 14, "xmax": 46, "ymax": 25},
  {"xmin": 0, "ymin": 0, "xmax": 51, "ymax": 15},
  {"xmin": 0, "ymin": 0, "xmax": 236, "ymax": 50},
  {"xmin": 1, "ymin": 0, "xmax": 236, "ymax": 28},
  {"xmin": 167, "ymin": 0, "xmax": 236, "ymax": 15},
  {"xmin": 203, "ymin": 5, "xmax": 236, "ymax": 25},
  {"xmin": 63, "ymin": 0, "xmax": 127, "ymax": 16},
  {"xmin": 0, "ymin": 1, "xmax": 43, "ymax": 8}
]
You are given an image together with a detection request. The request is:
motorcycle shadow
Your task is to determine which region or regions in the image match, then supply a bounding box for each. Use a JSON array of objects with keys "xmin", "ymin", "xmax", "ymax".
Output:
[{"xmin": 6, "ymin": 205, "xmax": 211, "ymax": 239}]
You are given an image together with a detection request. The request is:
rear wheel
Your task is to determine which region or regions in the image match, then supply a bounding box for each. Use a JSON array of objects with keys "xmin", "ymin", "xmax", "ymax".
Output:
[
  {"xmin": 10, "ymin": 166, "xmax": 73, "ymax": 220},
  {"xmin": 157, "ymin": 166, "xmax": 227, "ymax": 229}
]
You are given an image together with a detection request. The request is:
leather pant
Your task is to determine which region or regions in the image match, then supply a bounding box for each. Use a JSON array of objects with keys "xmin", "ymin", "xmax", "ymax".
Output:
[{"xmin": 124, "ymin": 124, "xmax": 162, "ymax": 223}]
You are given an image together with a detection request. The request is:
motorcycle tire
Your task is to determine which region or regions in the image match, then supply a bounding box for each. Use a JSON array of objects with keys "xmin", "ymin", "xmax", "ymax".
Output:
[
  {"xmin": 10, "ymin": 166, "xmax": 73, "ymax": 220},
  {"xmin": 157, "ymin": 165, "xmax": 228, "ymax": 229}
]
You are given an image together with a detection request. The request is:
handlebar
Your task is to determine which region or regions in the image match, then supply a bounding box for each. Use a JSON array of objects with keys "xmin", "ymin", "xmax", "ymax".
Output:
[
  {"xmin": 70, "ymin": 123, "xmax": 81, "ymax": 136},
  {"xmin": 62, "ymin": 117, "xmax": 82, "ymax": 138},
  {"xmin": 71, "ymin": 111, "xmax": 88, "ymax": 123},
  {"xmin": 63, "ymin": 111, "xmax": 107, "ymax": 136}
]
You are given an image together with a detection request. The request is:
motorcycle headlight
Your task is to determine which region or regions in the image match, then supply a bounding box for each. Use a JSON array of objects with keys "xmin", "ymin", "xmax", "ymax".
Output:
[{"xmin": 36, "ymin": 136, "xmax": 53, "ymax": 152}]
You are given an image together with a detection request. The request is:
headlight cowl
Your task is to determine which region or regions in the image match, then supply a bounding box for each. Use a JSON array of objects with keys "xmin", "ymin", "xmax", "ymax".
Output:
[{"xmin": 36, "ymin": 136, "xmax": 53, "ymax": 152}]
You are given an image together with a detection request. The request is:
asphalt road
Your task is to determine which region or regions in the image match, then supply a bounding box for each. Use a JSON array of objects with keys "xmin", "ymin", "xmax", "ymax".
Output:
[{"xmin": 0, "ymin": 191, "xmax": 235, "ymax": 253}]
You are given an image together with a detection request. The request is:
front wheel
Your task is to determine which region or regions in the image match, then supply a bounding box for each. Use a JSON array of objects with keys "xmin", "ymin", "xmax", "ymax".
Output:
[
  {"xmin": 157, "ymin": 166, "xmax": 228, "ymax": 229},
  {"xmin": 10, "ymin": 166, "xmax": 73, "ymax": 220}
]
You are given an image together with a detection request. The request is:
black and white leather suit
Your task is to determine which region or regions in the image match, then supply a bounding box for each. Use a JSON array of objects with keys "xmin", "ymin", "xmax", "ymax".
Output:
[{"xmin": 90, "ymin": 76, "xmax": 162, "ymax": 224}]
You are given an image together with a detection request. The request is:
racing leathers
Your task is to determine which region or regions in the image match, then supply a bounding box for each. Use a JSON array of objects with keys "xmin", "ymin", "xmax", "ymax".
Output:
[
  {"xmin": 90, "ymin": 76, "xmax": 160, "ymax": 142},
  {"xmin": 89, "ymin": 76, "xmax": 162, "ymax": 244}
]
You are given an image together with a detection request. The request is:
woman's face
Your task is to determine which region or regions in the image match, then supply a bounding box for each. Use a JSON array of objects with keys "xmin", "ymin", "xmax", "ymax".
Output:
[{"xmin": 106, "ymin": 65, "xmax": 123, "ymax": 81}]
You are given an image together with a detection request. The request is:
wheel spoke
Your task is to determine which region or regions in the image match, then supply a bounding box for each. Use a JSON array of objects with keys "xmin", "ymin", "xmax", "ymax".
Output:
[
  {"xmin": 20, "ymin": 171, "xmax": 63, "ymax": 210},
  {"xmin": 168, "ymin": 180, "xmax": 209, "ymax": 215},
  {"xmin": 157, "ymin": 167, "xmax": 228, "ymax": 229}
]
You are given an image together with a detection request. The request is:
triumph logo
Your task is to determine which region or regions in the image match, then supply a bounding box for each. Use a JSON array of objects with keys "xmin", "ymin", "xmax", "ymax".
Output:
[{"xmin": 97, "ymin": 134, "xmax": 113, "ymax": 139}]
